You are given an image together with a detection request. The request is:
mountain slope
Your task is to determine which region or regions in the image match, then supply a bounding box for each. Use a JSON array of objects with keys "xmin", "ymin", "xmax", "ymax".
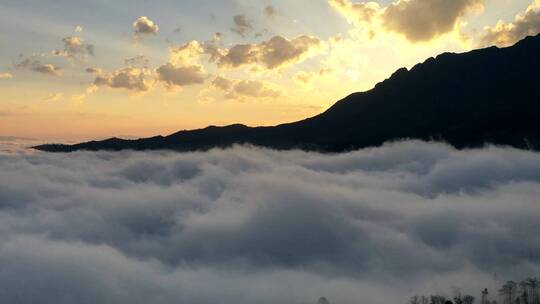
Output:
[{"xmin": 35, "ymin": 34, "xmax": 540, "ymax": 152}]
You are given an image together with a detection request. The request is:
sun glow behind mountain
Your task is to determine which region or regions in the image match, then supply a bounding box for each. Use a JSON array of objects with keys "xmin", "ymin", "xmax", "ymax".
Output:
[{"xmin": 1, "ymin": 0, "xmax": 539, "ymax": 140}]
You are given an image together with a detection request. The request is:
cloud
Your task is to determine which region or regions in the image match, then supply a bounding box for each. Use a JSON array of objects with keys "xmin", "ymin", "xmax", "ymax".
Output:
[
  {"xmin": 156, "ymin": 64, "xmax": 207, "ymax": 88},
  {"xmin": 382, "ymin": 0, "xmax": 484, "ymax": 42},
  {"xmin": 328, "ymin": 0, "xmax": 381, "ymax": 24},
  {"xmin": 214, "ymin": 35, "xmax": 322, "ymax": 70},
  {"xmin": 16, "ymin": 58, "xmax": 64, "ymax": 76},
  {"xmin": 155, "ymin": 41, "xmax": 209, "ymax": 89},
  {"xmin": 231, "ymin": 15, "xmax": 255, "ymax": 37},
  {"xmin": 32, "ymin": 63, "xmax": 64, "ymax": 76},
  {"xmin": 264, "ymin": 5, "xmax": 279, "ymax": 18},
  {"xmin": 75, "ymin": 25, "xmax": 84, "ymax": 32},
  {"xmin": 86, "ymin": 67, "xmax": 103, "ymax": 74},
  {"xmin": 94, "ymin": 67, "xmax": 154, "ymax": 92},
  {"xmin": 328, "ymin": 0, "xmax": 484, "ymax": 42},
  {"xmin": 90, "ymin": 40, "xmax": 210, "ymax": 92},
  {"xmin": 0, "ymin": 72, "xmax": 13, "ymax": 79},
  {"xmin": 479, "ymin": 0, "xmax": 540, "ymax": 47},
  {"xmin": 168, "ymin": 41, "xmax": 205, "ymax": 65},
  {"xmin": 211, "ymin": 75, "xmax": 282, "ymax": 99},
  {"xmin": 124, "ymin": 55, "xmax": 149, "ymax": 67},
  {"xmin": 162, "ymin": 34, "xmax": 320, "ymax": 74},
  {"xmin": 293, "ymin": 69, "xmax": 333, "ymax": 85},
  {"xmin": 133, "ymin": 16, "xmax": 159, "ymax": 40},
  {"xmin": 0, "ymin": 141, "xmax": 539, "ymax": 304},
  {"xmin": 53, "ymin": 36, "xmax": 95, "ymax": 58}
]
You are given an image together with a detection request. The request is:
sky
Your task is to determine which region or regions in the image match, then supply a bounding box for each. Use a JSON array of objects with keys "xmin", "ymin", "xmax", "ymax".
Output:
[{"xmin": 0, "ymin": 0, "xmax": 539, "ymax": 140}]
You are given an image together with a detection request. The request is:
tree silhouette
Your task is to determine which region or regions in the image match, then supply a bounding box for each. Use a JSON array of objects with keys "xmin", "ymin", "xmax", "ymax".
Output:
[
  {"xmin": 430, "ymin": 295, "xmax": 447, "ymax": 304},
  {"xmin": 317, "ymin": 297, "xmax": 330, "ymax": 304},
  {"xmin": 520, "ymin": 280, "xmax": 530, "ymax": 304},
  {"xmin": 526, "ymin": 278, "xmax": 539, "ymax": 304},
  {"xmin": 499, "ymin": 281, "xmax": 517, "ymax": 304},
  {"xmin": 482, "ymin": 288, "xmax": 489, "ymax": 304},
  {"xmin": 463, "ymin": 295, "xmax": 475, "ymax": 304}
]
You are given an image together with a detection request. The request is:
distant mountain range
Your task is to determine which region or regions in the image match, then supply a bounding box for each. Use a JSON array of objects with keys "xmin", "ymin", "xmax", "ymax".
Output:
[{"xmin": 35, "ymin": 34, "xmax": 540, "ymax": 153}]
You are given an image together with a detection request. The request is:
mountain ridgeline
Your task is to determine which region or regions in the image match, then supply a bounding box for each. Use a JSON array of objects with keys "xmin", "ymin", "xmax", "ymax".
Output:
[{"xmin": 36, "ymin": 34, "xmax": 540, "ymax": 153}]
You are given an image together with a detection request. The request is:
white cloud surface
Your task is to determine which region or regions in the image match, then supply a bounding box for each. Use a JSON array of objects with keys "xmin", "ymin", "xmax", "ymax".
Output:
[{"xmin": 0, "ymin": 141, "xmax": 539, "ymax": 304}]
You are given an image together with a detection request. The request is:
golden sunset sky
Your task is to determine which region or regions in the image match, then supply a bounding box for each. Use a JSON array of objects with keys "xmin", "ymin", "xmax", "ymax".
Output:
[{"xmin": 1, "ymin": 0, "xmax": 539, "ymax": 140}]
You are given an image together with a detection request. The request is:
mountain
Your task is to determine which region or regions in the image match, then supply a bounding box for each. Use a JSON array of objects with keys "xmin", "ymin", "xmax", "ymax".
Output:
[{"xmin": 35, "ymin": 34, "xmax": 540, "ymax": 153}]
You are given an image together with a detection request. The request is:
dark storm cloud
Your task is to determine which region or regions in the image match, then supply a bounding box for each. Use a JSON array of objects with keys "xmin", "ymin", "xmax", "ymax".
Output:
[{"xmin": 0, "ymin": 141, "xmax": 539, "ymax": 304}]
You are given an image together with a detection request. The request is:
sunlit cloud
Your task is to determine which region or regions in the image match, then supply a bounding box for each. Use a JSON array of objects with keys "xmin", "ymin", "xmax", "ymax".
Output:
[
  {"xmin": 213, "ymin": 35, "xmax": 323, "ymax": 70},
  {"xmin": 156, "ymin": 64, "xmax": 207, "ymax": 89},
  {"xmin": 211, "ymin": 75, "xmax": 282, "ymax": 100},
  {"xmin": 133, "ymin": 16, "xmax": 159, "ymax": 41},
  {"xmin": 329, "ymin": 0, "xmax": 485, "ymax": 42},
  {"xmin": 479, "ymin": 0, "xmax": 540, "ymax": 47},
  {"xmin": 16, "ymin": 57, "xmax": 64, "ymax": 76},
  {"xmin": 53, "ymin": 36, "xmax": 95, "ymax": 59},
  {"xmin": 94, "ymin": 67, "xmax": 155, "ymax": 92}
]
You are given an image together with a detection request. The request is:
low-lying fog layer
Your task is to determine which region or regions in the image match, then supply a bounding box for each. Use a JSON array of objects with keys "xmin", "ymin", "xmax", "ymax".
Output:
[{"xmin": 0, "ymin": 141, "xmax": 539, "ymax": 304}]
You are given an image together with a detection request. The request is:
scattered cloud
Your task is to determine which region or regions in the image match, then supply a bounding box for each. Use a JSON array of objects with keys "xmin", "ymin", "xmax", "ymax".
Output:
[
  {"xmin": 19, "ymin": 59, "xmax": 64, "ymax": 76},
  {"xmin": 156, "ymin": 63, "xmax": 207, "ymax": 89},
  {"xmin": 211, "ymin": 76, "xmax": 282, "ymax": 99},
  {"xmin": 0, "ymin": 142, "xmax": 539, "ymax": 303},
  {"xmin": 75, "ymin": 25, "xmax": 84, "ymax": 32},
  {"xmin": 72, "ymin": 84, "xmax": 98, "ymax": 102},
  {"xmin": 214, "ymin": 35, "xmax": 322, "ymax": 70},
  {"xmin": 328, "ymin": 0, "xmax": 380, "ymax": 25},
  {"xmin": 169, "ymin": 41, "xmax": 205, "ymax": 65},
  {"xmin": 53, "ymin": 36, "xmax": 95, "ymax": 59},
  {"xmin": 125, "ymin": 55, "xmax": 149, "ymax": 67},
  {"xmin": 133, "ymin": 16, "xmax": 159, "ymax": 41},
  {"xmin": 231, "ymin": 15, "xmax": 255, "ymax": 37},
  {"xmin": 294, "ymin": 68, "xmax": 334, "ymax": 85},
  {"xmin": 328, "ymin": 0, "xmax": 485, "ymax": 42},
  {"xmin": 383, "ymin": 0, "xmax": 484, "ymax": 42},
  {"xmin": 94, "ymin": 67, "xmax": 154, "ymax": 92},
  {"xmin": 479, "ymin": 0, "xmax": 540, "ymax": 47},
  {"xmin": 264, "ymin": 5, "xmax": 279, "ymax": 18},
  {"xmin": 155, "ymin": 41, "xmax": 209, "ymax": 90},
  {"xmin": 86, "ymin": 67, "xmax": 103, "ymax": 74}
]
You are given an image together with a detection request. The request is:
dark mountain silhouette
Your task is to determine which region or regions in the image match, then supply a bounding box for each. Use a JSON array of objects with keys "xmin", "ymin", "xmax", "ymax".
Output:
[{"xmin": 35, "ymin": 34, "xmax": 540, "ymax": 153}]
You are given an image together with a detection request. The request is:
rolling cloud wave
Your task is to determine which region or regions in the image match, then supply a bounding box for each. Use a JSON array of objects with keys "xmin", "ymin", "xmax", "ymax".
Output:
[{"xmin": 0, "ymin": 141, "xmax": 539, "ymax": 304}]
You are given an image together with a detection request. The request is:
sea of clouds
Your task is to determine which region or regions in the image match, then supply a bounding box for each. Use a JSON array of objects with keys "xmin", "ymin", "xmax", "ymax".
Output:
[{"xmin": 0, "ymin": 140, "xmax": 539, "ymax": 304}]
